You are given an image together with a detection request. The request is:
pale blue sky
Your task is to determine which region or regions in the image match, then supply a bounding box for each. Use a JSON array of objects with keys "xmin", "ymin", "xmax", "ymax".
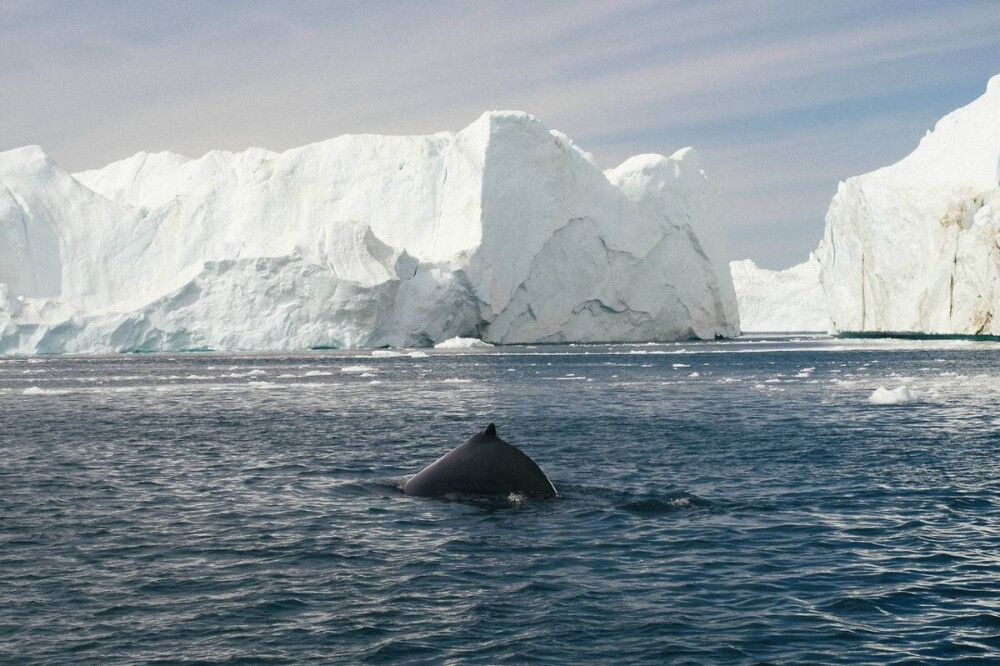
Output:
[{"xmin": 2, "ymin": 0, "xmax": 999, "ymax": 268}]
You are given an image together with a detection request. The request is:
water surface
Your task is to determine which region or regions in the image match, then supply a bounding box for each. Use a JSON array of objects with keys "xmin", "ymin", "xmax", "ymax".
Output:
[{"xmin": 3, "ymin": 336, "xmax": 1000, "ymax": 664}]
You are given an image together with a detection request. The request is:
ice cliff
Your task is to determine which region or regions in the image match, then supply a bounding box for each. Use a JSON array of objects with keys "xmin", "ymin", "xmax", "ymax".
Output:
[
  {"xmin": 0, "ymin": 112, "xmax": 739, "ymax": 354},
  {"xmin": 729, "ymin": 255, "xmax": 829, "ymax": 332},
  {"xmin": 820, "ymin": 75, "xmax": 1000, "ymax": 336}
]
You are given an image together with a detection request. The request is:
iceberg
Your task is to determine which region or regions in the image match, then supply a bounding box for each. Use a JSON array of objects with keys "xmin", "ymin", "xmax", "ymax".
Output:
[
  {"xmin": 729, "ymin": 254, "xmax": 829, "ymax": 332},
  {"xmin": 820, "ymin": 75, "xmax": 1000, "ymax": 336},
  {"xmin": 0, "ymin": 112, "xmax": 738, "ymax": 354}
]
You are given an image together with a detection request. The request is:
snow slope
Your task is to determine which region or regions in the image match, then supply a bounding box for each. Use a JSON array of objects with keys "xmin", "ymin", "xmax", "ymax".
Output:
[
  {"xmin": 820, "ymin": 75, "xmax": 1000, "ymax": 336},
  {"xmin": 730, "ymin": 254, "xmax": 829, "ymax": 332},
  {"xmin": 0, "ymin": 112, "xmax": 739, "ymax": 354}
]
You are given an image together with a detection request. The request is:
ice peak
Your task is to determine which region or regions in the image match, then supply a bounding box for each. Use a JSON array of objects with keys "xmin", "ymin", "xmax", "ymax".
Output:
[
  {"xmin": 0, "ymin": 145, "xmax": 60, "ymax": 178},
  {"xmin": 670, "ymin": 146, "xmax": 701, "ymax": 168},
  {"xmin": 475, "ymin": 109, "xmax": 540, "ymax": 125}
]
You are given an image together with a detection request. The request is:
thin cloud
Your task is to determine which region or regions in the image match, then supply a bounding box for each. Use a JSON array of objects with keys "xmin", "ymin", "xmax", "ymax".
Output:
[{"xmin": 1, "ymin": 1, "xmax": 998, "ymax": 268}]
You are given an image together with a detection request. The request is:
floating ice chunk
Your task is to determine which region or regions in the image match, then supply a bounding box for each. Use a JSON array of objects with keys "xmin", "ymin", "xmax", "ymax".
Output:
[
  {"xmin": 672, "ymin": 363, "xmax": 690, "ymax": 368},
  {"xmin": 371, "ymin": 350, "xmax": 403, "ymax": 358},
  {"xmin": 22, "ymin": 386, "xmax": 71, "ymax": 395},
  {"xmin": 441, "ymin": 378, "xmax": 473, "ymax": 383},
  {"xmin": 341, "ymin": 365, "xmax": 375, "ymax": 373},
  {"xmin": 868, "ymin": 385, "xmax": 918, "ymax": 405},
  {"xmin": 227, "ymin": 368, "xmax": 267, "ymax": 378},
  {"xmin": 689, "ymin": 371, "xmax": 700, "ymax": 377},
  {"xmin": 407, "ymin": 351, "xmax": 429, "ymax": 358},
  {"xmin": 303, "ymin": 370, "xmax": 333, "ymax": 376},
  {"xmin": 434, "ymin": 337, "xmax": 494, "ymax": 349}
]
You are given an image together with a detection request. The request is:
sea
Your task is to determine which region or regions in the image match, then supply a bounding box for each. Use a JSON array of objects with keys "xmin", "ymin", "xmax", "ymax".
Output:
[{"xmin": 2, "ymin": 335, "xmax": 1000, "ymax": 665}]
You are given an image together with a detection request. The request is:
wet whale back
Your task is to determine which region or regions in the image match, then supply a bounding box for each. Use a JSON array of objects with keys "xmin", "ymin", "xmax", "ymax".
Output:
[{"xmin": 403, "ymin": 424, "xmax": 556, "ymax": 498}]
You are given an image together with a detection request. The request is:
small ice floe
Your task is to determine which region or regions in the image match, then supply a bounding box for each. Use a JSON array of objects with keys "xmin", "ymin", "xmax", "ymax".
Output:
[
  {"xmin": 434, "ymin": 337, "xmax": 493, "ymax": 349},
  {"xmin": 672, "ymin": 363, "xmax": 690, "ymax": 368},
  {"xmin": 441, "ymin": 378, "xmax": 473, "ymax": 383},
  {"xmin": 868, "ymin": 385, "xmax": 918, "ymax": 405},
  {"xmin": 227, "ymin": 368, "xmax": 267, "ymax": 378},
  {"xmin": 303, "ymin": 370, "xmax": 333, "ymax": 377},
  {"xmin": 341, "ymin": 365, "xmax": 375, "ymax": 373},
  {"xmin": 185, "ymin": 374, "xmax": 214, "ymax": 380},
  {"xmin": 360, "ymin": 372, "xmax": 377, "ymax": 378},
  {"xmin": 23, "ymin": 386, "xmax": 71, "ymax": 395},
  {"xmin": 688, "ymin": 372, "xmax": 700, "ymax": 378},
  {"xmin": 371, "ymin": 350, "xmax": 403, "ymax": 358},
  {"xmin": 407, "ymin": 351, "xmax": 429, "ymax": 358}
]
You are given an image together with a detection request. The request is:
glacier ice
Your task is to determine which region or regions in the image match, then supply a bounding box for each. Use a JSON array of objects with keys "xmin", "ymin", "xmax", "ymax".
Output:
[
  {"xmin": 729, "ymin": 254, "xmax": 829, "ymax": 332},
  {"xmin": 0, "ymin": 112, "xmax": 738, "ymax": 354},
  {"xmin": 819, "ymin": 75, "xmax": 1000, "ymax": 336}
]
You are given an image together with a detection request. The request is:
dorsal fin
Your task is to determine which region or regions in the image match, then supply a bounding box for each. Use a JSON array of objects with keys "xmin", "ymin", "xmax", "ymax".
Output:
[{"xmin": 484, "ymin": 423, "xmax": 497, "ymax": 438}]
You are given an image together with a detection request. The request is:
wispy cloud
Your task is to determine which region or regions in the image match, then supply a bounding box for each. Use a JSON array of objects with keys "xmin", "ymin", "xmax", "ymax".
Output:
[{"xmin": 1, "ymin": 0, "xmax": 998, "ymax": 267}]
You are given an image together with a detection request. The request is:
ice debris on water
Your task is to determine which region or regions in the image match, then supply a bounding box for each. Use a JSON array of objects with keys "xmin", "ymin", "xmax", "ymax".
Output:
[
  {"xmin": 433, "ymin": 337, "xmax": 494, "ymax": 349},
  {"xmin": 868, "ymin": 385, "xmax": 919, "ymax": 405}
]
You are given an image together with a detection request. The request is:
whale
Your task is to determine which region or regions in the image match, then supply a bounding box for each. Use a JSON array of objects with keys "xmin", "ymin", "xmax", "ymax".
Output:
[{"xmin": 403, "ymin": 424, "xmax": 557, "ymax": 498}]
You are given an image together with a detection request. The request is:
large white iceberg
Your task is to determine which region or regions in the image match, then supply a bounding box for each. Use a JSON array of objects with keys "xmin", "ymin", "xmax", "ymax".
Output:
[
  {"xmin": 729, "ymin": 254, "xmax": 829, "ymax": 332},
  {"xmin": 819, "ymin": 75, "xmax": 1000, "ymax": 336},
  {"xmin": 0, "ymin": 112, "xmax": 739, "ymax": 354}
]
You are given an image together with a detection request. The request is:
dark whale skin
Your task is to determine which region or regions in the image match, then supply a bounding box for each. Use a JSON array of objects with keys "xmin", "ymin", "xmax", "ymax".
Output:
[{"xmin": 403, "ymin": 424, "xmax": 557, "ymax": 498}]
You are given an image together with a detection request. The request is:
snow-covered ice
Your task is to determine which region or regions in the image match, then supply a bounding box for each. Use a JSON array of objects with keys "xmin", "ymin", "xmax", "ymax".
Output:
[{"xmin": 0, "ymin": 112, "xmax": 738, "ymax": 354}]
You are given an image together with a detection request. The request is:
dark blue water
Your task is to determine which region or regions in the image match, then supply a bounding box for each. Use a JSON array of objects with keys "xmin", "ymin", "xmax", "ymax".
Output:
[{"xmin": 3, "ymin": 336, "xmax": 1000, "ymax": 664}]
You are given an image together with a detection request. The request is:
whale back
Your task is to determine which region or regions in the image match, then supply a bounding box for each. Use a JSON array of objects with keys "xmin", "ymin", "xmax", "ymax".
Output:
[{"xmin": 403, "ymin": 424, "xmax": 557, "ymax": 498}]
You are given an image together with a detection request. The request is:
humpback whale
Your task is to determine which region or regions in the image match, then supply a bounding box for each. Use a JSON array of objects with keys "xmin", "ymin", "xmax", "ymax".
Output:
[{"xmin": 403, "ymin": 424, "xmax": 557, "ymax": 498}]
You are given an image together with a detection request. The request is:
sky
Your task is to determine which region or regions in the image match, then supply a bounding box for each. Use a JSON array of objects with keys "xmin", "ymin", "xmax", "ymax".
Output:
[{"xmin": 2, "ymin": 1, "xmax": 1000, "ymax": 269}]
